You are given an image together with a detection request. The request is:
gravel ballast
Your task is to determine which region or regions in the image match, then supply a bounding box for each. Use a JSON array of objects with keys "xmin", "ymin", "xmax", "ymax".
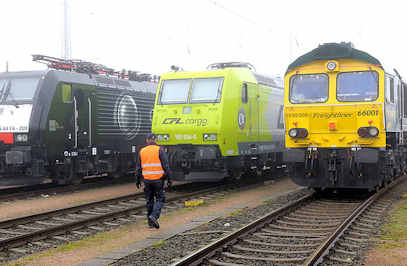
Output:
[{"xmin": 113, "ymin": 188, "xmax": 312, "ymax": 265}]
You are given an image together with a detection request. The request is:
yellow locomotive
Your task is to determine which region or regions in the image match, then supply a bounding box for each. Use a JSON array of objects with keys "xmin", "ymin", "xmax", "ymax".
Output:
[{"xmin": 283, "ymin": 42, "xmax": 407, "ymax": 190}]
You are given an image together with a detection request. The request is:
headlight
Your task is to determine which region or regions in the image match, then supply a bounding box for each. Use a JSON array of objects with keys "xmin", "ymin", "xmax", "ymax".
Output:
[
  {"xmin": 288, "ymin": 128, "xmax": 298, "ymax": 138},
  {"xmin": 368, "ymin": 127, "xmax": 379, "ymax": 137},
  {"xmin": 288, "ymin": 128, "xmax": 308, "ymax": 138},
  {"xmin": 327, "ymin": 61, "xmax": 337, "ymax": 71},
  {"xmin": 357, "ymin": 127, "xmax": 368, "ymax": 137},
  {"xmin": 203, "ymin": 133, "xmax": 217, "ymax": 141},
  {"xmin": 358, "ymin": 127, "xmax": 379, "ymax": 138},
  {"xmin": 15, "ymin": 134, "xmax": 28, "ymax": 142},
  {"xmin": 157, "ymin": 134, "xmax": 170, "ymax": 142}
]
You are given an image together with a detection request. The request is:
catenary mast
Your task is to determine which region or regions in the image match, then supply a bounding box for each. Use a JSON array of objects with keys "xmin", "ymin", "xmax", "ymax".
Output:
[{"xmin": 63, "ymin": 0, "xmax": 72, "ymax": 60}]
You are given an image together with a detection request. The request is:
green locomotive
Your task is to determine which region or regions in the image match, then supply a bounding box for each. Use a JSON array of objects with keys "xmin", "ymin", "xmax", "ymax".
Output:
[{"xmin": 152, "ymin": 62, "xmax": 284, "ymax": 181}]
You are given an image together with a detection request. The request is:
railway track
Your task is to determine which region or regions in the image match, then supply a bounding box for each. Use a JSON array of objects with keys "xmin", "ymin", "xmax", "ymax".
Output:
[
  {"xmin": 0, "ymin": 176, "xmax": 213, "ymax": 203},
  {"xmin": 0, "ymin": 165, "xmax": 285, "ymax": 203},
  {"xmin": 171, "ymin": 176, "xmax": 406, "ymax": 266},
  {"xmin": 0, "ymin": 176, "xmax": 136, "ymax": 202},
  {"xmin": 0, "ymin": 179, "xmax": 265, "ymax": 263}
]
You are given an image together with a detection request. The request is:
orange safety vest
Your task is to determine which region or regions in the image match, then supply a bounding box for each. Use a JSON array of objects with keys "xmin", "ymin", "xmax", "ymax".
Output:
[{"xmin": 140, "ymin": 145, "xmax": 165, "ymax": 180}]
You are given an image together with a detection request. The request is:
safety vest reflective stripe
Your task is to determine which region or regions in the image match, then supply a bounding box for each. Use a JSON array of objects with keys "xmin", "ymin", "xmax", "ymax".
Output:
[
  {"xmin": 142, "ymin": 170, "xmax": 165, "ymax": 175},
  {"xmin": 140, "ymin": 145, "xmax": 164, "ymax": 180},
  {"xmin": 141, "ymin": 163, "xmax": 163, "ymax": 167}
]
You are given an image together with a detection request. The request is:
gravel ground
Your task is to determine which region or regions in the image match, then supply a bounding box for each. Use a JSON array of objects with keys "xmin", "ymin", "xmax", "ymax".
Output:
[
  {"xmin": 343, "ymin": 179, "xmax": 407, "ymax": 266},
  {"xmin": 317, "ymin": 178, "xmax": 407, "ymax": 266},
  {"xmin": 113, "ymin": 188, "xmax": 312, "ymax": 265},
  {"xmin": 5, "ymin": 177, "xmax": 299, "ymax": 266},
  {"xmin": 113, "ymin": 178, "xmax": 407, "ymax": 266},
  {"xmin": 0, "ymin": 181, "xmax": 247, "ymax": 263}
]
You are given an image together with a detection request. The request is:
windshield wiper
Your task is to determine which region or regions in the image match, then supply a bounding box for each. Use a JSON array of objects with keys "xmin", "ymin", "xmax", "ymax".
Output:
[
  {"xmin": 3, "ymin": 83, "xmax": 20, "ymax": 108},
  {"xmin": 0, "ymin": 81, "xmax": 7, "ymax": 102},
  {"xmin": 6, "ymin": 92, "xmax": 20, "ymax": 108}
]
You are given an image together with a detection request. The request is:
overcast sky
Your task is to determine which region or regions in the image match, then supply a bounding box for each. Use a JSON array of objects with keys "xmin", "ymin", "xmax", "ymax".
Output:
[{"xmin": 0, "ymin": 0, "xmax": 406, "ymax": 77}]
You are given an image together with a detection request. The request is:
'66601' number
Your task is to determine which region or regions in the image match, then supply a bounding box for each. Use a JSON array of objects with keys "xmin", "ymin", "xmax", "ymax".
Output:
[{"xmin": 357, "ymin": 110, "xmax": 379, "ymax": 116}]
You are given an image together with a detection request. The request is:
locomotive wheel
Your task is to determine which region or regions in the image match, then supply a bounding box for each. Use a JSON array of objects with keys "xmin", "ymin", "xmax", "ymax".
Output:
[
  {"xmin": 51, "ymin": 165, "xmax": 67, "ymax": 185},
  {"xmin": 55, "ymin": 158, "xmax": 82, "ymax": 185},
  {"xmin": 313, "ymin": 188, "xmax": 322, "ymax": 193},
  {"xmin": 225, "ymin": 169, "xmax": 242, "ymax": 182},
  {"xmin": 261, "ymin": 162, "xmax": 280, "ymax": 179},
  {"xmin": 71, "ymin": 174, "xmax": 83, "ymax": 185},
  {"xmin": 109, "ymin": 171, "xmax": 121, "ymax": 179}
]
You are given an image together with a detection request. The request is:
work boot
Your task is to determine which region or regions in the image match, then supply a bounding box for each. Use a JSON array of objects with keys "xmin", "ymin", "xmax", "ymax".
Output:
[
  {"xmin": 148, "ymin": 220, "xmax": 154, "ymax": 228},
  {"xmin": 148, "ymin": 215, "xmax": 160, "ymax": 229}
]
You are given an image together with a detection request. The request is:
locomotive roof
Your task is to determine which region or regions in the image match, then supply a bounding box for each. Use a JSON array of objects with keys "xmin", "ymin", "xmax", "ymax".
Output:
[
  {"xmin": 0, "ymin": 70, "xmax": 47, "ymax": 78},
  {"xmin": 0, "ymin": 69, "xmax": 157, "ymax": 93},
  {"xmin": 162, "ymin": 68, "xmax": 283, "ymax": 89},
  {"xmin": 253, "ymin": 73, "xmax": 283, "ymax": 89},
  {"xmin": 286, "ymin": 42, "xmax": 383, "ymax": 72}
]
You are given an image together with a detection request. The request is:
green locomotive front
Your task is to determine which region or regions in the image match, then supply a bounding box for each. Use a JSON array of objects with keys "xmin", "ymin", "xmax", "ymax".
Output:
[{"xmin": 152, "ymin": 63, "xmax": 284, "ymax": 181}]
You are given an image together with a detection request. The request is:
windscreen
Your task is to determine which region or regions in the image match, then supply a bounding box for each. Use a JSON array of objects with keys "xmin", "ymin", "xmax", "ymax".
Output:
[
  {"xmin": 290, "ymin": 74, "xmax": 328, "ymax": 103},
  {"xmin": 190, "ymin": 77, "xmax": 223, "ymax": 103},
  {"xmin": 337, "ymin": 71, "xmax": 378, "ymax": 102},
  {"xmin": 159, "ymin": 79, "xmax": 191, "ymax": 104},
  {"xmin": 4, "ymin": 77, "xmax": 40, "ymax": 102}
]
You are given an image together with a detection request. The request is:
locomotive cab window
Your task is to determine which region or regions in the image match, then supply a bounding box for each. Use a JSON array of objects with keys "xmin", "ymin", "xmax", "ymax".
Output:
[
  {"xmin": 190, "ymin": 77, "xmax": 223, "ymax": 103},
  {"xmin": 385, "ymin": 76, "xmax": 395, "ymax": 103},
  {"xmin": 159, "ymin": 79, "xmax": 191, "ymax": 104},
  {"xmin": 62, "ymin": 83, "xmax": 72, "ymax": 103},
  {"xmin": 389, "ymin": 77, "xmax": 395, "ymax": 103},
  {"xmin": 4, "ymin": 77, "xmax": 40, "ymax": 103},
  {"xmin": 242, "ymin": 83, "xmax": 248, "ymax": 104},
  {"xmin": 337, "ymin": 71, "xmax": 378, "ymax": 102},
  {"xmin": 278, "ymin": 105, "xmax": 284, "ymax": 129},
  {"xmin": 289, "ymin": 74, "xmax": 328, "ymax": 104}
]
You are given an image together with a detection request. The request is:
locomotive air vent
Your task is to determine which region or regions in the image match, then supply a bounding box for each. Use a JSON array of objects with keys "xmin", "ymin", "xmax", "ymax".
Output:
[{"xmin": 95, "ymin": 89, "xmax": 153, "ymax": 139}]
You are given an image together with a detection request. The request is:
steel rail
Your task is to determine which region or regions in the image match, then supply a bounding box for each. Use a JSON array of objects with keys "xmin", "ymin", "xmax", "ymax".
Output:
[
  {"xmin": 170, "ymin": 194, "xmax": 313, "ymax": 266},
  {"xmin": 0, "ymin": 181, "xmax": 218, "ymax": 228},
  {"xmin": 0, "ymin": 182, "xmax": 241, "ymax": 250},
  {"xmin": 303, "ymin": 175, "xmax": 407, "ymax": 266},
  {"xmin": 0, "ymin": 183, "xmax": 59, "ymax": 200},
  {"xmin": 0, "ymin": 176, "xmax": 134, "ymax": 201},
  {"xmin": 0, "ymin": 192, "xmax": 144, "ymax": 229},
  {"xmin": 171, "ymin": 176, "xmax": 406, "ymax": 266}
]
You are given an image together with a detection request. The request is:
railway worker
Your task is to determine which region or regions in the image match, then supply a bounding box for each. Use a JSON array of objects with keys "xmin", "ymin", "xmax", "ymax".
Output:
[{"xmin": 135, "ymin": 133, "xmax": 172, "ymax": 229}]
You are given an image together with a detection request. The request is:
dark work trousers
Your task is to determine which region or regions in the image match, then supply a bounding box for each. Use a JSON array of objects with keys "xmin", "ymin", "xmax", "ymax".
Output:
[{"xmin": 144, "ymin": 179, "xmax": 165, "ymax": 220}]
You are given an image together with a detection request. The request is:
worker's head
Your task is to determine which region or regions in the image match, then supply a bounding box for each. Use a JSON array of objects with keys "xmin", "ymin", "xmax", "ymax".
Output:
[{"xmin": 146, "ymin": 133, "xmax": 157, "ymax": 144}]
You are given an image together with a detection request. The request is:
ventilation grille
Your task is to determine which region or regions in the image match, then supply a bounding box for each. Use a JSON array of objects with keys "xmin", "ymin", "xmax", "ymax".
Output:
[{"xmin": 95, "ymin": 88, "xmax": 154, "ymax": 139}]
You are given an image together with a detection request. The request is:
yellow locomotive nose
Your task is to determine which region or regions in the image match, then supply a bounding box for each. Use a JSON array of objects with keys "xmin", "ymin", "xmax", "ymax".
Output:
[{"xmin": 283, "ymin": 42, "xmax": 406, "ymax": 190}]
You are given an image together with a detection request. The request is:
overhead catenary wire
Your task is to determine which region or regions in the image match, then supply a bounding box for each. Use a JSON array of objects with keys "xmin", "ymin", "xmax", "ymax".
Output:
[{"xmin": 203, "ymin": 0, "xmax": 273, "ymax": 33}]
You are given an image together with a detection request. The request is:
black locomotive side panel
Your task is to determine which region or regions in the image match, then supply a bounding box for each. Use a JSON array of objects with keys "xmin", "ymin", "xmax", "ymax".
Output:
[{"xmin": 94, "ymin": 87, "xmax": 155, "ymax": 153}]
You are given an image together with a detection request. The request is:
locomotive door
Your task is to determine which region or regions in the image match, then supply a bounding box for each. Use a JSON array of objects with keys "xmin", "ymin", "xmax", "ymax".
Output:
[
  {"xmin": 71, "ymin": 85, "xmax": 90, "ymax": 149},
  {"xmin": 398, "ymin": 79, "xmax": 403, "ymax": 131},
  {"xmin": 247, "ymin": 83, "xmax": 259, "ymax": 141}
]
